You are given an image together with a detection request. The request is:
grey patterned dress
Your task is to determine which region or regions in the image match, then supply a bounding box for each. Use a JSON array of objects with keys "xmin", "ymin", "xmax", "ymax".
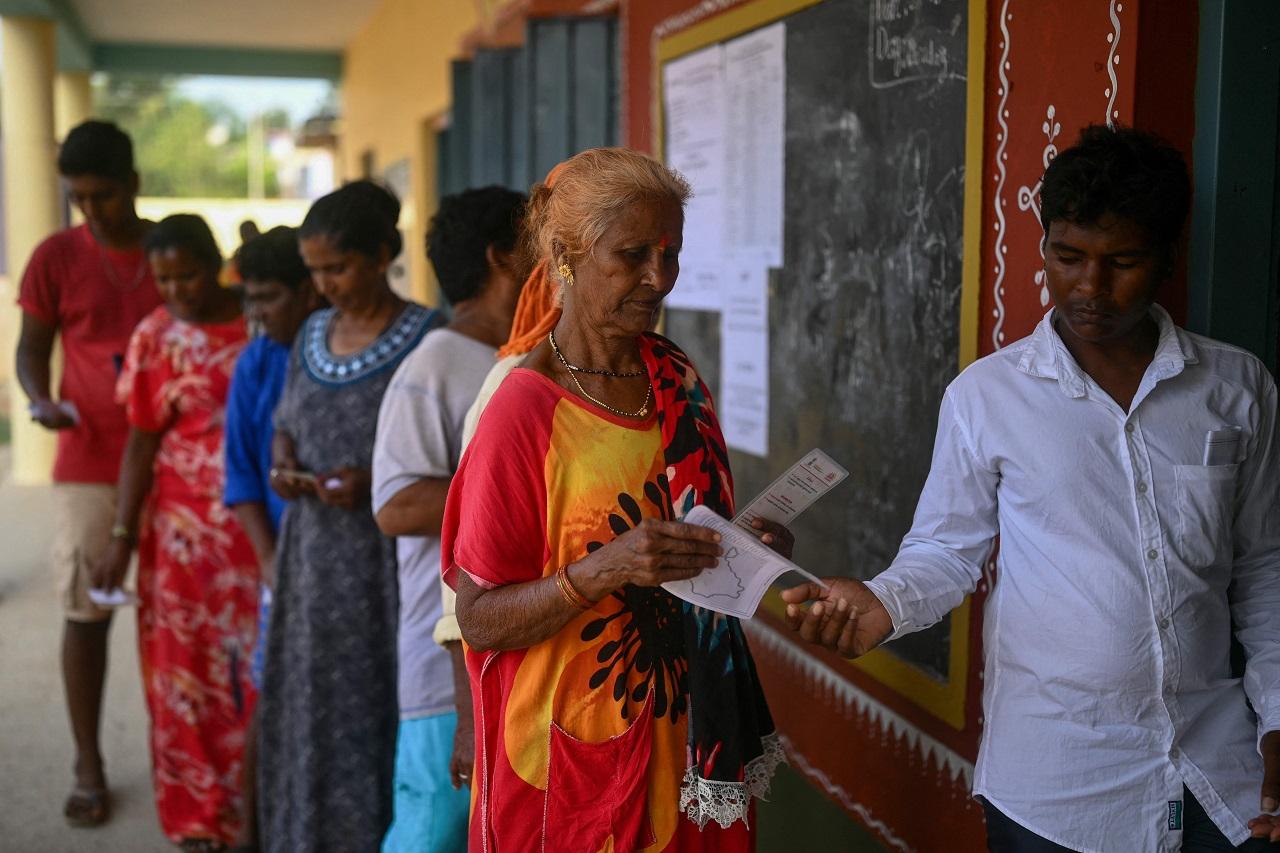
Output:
[{"xmin": 259, "ymin": 304, "xmax": 439, "ymax": 853}]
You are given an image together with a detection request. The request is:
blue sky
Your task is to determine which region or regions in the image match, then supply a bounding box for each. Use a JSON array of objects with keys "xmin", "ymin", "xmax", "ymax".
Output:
[{"xmin": 174, "ymin": 75, "xmax": 336, "ymax": 125}]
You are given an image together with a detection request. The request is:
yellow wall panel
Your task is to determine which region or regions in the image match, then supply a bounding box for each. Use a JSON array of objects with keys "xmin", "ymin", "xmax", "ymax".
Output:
[{"xmin": 341, "ymin": 0, "xmax": 479, "ymax": 305}]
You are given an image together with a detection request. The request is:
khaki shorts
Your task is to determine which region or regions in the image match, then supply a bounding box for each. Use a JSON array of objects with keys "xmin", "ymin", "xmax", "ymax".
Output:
[{"xmin": 52, "ymin": 483, "xmax": 118, "ymax": 623}]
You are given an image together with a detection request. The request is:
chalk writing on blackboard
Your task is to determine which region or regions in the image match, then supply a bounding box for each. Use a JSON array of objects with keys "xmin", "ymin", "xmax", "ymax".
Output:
[{"xmin": 868, "ymin": 0, "xmax": 966, "ymax": 89}]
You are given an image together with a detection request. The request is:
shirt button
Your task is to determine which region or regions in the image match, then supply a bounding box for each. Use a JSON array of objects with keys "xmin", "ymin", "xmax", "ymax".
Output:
[
  {"xmin": 1147, "ymin": 549, "xmax": 1158, "ymax": 560},
  {"xmin": 1137, "ymin": 482, "xmax": 1148, "ymax": 494},
  {"xmin": 1125, "ymin": 423, "xmax": 1135, "ymax": 433},
  {"xmin": 1159, "ymin": 617, "xmax": 1171, "ymax": 629}
]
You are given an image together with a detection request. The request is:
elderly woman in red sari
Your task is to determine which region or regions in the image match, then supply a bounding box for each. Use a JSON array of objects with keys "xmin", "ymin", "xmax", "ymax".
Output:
[{"xmin": 442, "ymin": 148, "xmax": 791, "ymax": 852}]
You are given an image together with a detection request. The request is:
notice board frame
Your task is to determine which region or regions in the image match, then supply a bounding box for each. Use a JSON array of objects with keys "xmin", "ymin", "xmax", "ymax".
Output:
[{"xmin": 654, "ymin": 0, "xmax": 988, "ymax": 731}]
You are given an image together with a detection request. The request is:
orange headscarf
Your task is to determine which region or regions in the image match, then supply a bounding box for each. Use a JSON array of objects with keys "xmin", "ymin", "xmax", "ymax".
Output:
[{"xmin": 496, "ymin": 163, "xmax": 566, "ymax": 359}]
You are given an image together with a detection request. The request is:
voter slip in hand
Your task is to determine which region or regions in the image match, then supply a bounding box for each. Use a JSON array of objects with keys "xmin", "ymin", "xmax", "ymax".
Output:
[
  {"xmin": 663, "ymin": 505, "xmax": 827, "ymax": 618},
  {"xmin": 87, "ymin": 587, "xmax": 139, "ymax": 608},
  {"xmin": 734, "ymin": 448, "xmax": 849, "ymax": 532}
]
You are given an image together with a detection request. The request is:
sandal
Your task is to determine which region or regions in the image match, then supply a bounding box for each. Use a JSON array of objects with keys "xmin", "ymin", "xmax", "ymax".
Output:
[{"xmin": 63, "ymin": 784, "xmax": 110, "ymax": 827}]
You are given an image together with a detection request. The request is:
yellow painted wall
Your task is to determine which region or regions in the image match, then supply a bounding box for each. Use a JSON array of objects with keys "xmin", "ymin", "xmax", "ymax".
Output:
[{"xmin": 341, "ymin": 0, "xmax": 479, "ymax": 306}]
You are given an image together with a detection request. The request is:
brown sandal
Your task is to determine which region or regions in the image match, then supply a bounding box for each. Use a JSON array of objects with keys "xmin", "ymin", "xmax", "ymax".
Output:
[{"xmin": 63, "ymin": 785, "xmax": 110, "ymax": 827}]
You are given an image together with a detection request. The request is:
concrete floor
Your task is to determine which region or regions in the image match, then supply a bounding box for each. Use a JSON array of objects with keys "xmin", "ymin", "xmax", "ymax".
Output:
[{"xmin": 0, "ymin": 450, "xmax": 172, "ymax": 852}]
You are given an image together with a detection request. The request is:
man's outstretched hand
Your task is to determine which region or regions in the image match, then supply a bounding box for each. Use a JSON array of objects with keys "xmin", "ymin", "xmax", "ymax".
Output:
[
  {"xmin": 1249, "ymin": 730, "xmax": 1280, "ymax": 843},
  {"xmin": 780, "ymin": 578, "xmax": 893, "ymax": 658}
]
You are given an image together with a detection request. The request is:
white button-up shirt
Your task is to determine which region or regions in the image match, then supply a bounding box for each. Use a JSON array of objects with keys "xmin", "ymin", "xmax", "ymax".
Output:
[{"xmin": 865, "ymin": 306, "xmax": 1280, "ymax": 852}]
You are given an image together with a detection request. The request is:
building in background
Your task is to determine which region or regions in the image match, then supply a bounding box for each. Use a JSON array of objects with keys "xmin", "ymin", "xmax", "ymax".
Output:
[
  {"xmin": 274, "ymin": 113, "xmax": 339, "ymax": 200},
  {"xmin": 1, "ymin": 1, "xmax": 1277, "ymax": 849}
]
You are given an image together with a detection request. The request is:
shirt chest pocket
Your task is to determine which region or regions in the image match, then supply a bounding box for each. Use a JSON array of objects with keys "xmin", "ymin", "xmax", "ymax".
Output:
[{"xmin": 1172, "ymin": 464, "xmax": 1237, "ymax": 568}]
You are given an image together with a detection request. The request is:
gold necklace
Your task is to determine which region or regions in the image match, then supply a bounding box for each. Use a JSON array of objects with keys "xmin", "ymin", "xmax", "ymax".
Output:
[
  {"xmin": 548, "ymin": 332, "xmax": 652, "ymax": 418},
  {"xmin": 548, "ymin": 329, "xmax": 646, "ymax": 377}
]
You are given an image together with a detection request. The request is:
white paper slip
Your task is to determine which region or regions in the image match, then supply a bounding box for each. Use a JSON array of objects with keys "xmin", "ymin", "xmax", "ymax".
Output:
[
  {"xmin": 1202, "ymin": 426, "xmax": 1242, "ymax": 466},
  {"xmin": 87, "ymin": 587, "xmax": 138, "ymax": 608},
  {"xmin": 734, "ymin": 448, "xmax": 849, "ymax": 531},
  {"xmin": 663, "ymin": 505, "xmax": 827, "ymax": 619}
]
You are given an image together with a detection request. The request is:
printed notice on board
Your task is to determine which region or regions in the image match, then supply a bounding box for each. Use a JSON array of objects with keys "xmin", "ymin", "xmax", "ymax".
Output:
[
  {"xmin": 719, "ymin": 257, "xmax": 770, "ymax": 457},
  {"xmin": 663, "ymin": 45, "xmax": 726, "ymax": 311},
  {"xmin": 723, "ymin": 21, "xmax": 786, "ymax": 265}
]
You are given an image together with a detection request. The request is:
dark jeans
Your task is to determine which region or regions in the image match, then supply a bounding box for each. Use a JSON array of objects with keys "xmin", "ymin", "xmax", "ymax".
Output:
[{"xmin": 982, "ymin": 788, "xmax": 1273, "ymax": 852}]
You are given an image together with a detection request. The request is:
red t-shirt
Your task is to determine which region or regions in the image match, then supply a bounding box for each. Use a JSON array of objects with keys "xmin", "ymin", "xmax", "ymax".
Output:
[{"xmin": 17, "ymin": 223, "xmax": 163, "ymax": 483}]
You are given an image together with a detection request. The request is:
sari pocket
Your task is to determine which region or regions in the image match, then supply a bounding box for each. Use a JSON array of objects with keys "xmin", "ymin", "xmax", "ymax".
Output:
[{"xmin": 544, "ymin": 691, "xmax": 656, "ymax": 853}]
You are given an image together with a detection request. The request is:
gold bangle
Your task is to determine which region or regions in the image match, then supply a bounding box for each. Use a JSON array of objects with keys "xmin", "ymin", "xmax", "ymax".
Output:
[
  {"xmin": 555, "ymin": 566, "xmax": 593, "ymax": 611},
  {"xmin": 110, "ymin": 524, "xmax": 132, "ymax": 542}
]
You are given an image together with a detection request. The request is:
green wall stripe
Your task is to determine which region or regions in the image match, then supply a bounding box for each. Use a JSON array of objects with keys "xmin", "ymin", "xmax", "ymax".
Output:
[{"xmin": 91, "ymin": 42, "xmax": 342, "ymax": 79}]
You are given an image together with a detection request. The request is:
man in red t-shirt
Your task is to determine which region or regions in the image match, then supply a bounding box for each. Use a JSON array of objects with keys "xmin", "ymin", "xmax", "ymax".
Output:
[{"xmin": 14, "ymin": 120, "xmax": 162, "ymax": 827}]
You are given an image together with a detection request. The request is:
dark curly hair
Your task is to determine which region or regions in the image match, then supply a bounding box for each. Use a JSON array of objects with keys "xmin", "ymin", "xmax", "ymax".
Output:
[
  {"xmin": 238, "ymin": 226, "xmax": 310, "ymax": 289},
  {"xmin": 1040, "ymin": 124, "xmax": 1190, "ymax": 255},
  {"xmin": 145, "ymin": 213, "xmax": 222, "ymax": 272},
  {"xmin": 426, "ymin": 186, "xmax": 527, "ymax": 305},
  {"xmin": 58, "ymin": 120, "xmax": 135, "ymax": 181},
  {"xmin": 299, "ymin": 179, "xmax": 403, "ymax": 260}
]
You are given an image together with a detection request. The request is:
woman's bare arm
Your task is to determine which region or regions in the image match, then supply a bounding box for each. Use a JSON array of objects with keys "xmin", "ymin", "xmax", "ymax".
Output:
[
  {"xmin": 90, "ymin": 427, "xmax": 161, "ymax": 590},
  {"xmin": 455, "ymin": 519, "xmax": 721, "ymax": 652}
]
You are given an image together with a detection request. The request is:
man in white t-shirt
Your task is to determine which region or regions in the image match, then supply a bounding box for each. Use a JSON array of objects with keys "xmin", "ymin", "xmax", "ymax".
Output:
[
  {"xmin": 372, "ymin": 186, "xmax": 527, "ymax": 852},
  {"xmin": 784, "ymin": 125, "xmax": 1280, "ymax": 851}
]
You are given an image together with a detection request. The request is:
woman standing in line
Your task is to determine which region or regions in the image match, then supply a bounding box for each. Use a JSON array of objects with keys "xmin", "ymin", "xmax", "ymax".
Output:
[
  {"xmin": 258, "ymin": 181, "xmax": 440, "ymax": 853},
  {"xmin": 443, "ymin": 148, "xmax": 789, "ymax": 852},
  {"xmin": 92, "ymin": 214, "xmax": 259, "ymax": 852}
]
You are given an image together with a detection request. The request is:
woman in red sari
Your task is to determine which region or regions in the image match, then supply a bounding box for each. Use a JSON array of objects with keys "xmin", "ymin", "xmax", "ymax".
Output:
[
  {"xmin": 93, "ymin": 214, "xmax": 259, "ymax": 852},
  {"xmin": 443, "ymin": 149, "xmax": 791, "ymax": 852}
]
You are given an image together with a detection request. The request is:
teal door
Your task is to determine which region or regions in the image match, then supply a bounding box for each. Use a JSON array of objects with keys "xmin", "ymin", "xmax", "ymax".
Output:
[{"xmin": 1190, "ymin": 1, "xmax": 1280, "ymax": 376}]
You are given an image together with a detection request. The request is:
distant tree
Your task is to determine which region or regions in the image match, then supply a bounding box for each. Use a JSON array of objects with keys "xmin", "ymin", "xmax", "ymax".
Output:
[{"xmin": 92, "ymin": 73, "xmax": 280, "ymax": 198}]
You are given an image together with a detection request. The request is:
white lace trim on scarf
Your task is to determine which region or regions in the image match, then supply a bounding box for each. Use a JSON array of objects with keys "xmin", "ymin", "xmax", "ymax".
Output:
[{"xmin": 678, "ymin": 731, "xmax": 786, "ymax": 829}]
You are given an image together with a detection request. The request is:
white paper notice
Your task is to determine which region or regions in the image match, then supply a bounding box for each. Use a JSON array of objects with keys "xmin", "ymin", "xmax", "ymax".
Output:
[
  {"xmin": 734, "ymin": 449, "xmax": 850, "ymax": 531},
  {"xmin": 723, "ymin": 22, "xmax": 786, "ymax": 265},
  {"xmin": 719, "ymin": 257, "xmax": 770, "ymax": 457},
  {"xmin": 663, "ymin": 506, "xmax": 826, "ymax": 618},
  {"xmin": 663, "ymin": 45, "xmax": 726, "ymax": 311}
]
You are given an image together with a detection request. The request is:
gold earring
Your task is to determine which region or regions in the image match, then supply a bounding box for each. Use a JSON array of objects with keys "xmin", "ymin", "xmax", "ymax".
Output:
[{"xmin": 558, "ymin": 263, "xmax": 574, "ymax": 286}]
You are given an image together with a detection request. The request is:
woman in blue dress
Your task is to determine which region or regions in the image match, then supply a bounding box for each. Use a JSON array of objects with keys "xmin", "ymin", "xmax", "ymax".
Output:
[{"xmin": 258, "ymin": 181, "xmax": 439, "ymax": 853}]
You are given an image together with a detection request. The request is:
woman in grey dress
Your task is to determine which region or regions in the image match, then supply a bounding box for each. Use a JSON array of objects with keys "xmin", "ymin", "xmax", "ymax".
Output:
[{"xmin": 259, "ymin": 181, "xmax": 439, "ymax": 852}]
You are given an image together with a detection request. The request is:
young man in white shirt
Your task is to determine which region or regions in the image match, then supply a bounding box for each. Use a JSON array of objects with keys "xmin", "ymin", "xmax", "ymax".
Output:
[
  {"xmin": 783, "ymin": 125, "xmax": 1280, "ymax": 851},
  {"xmin": 371, "ymin": 186, "xmax": 527, "ymax": 852}
]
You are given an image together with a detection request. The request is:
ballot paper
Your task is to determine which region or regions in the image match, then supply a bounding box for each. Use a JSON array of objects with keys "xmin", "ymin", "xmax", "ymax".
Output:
[
  {"xmin": 87, "ymin": 587, "xmax": 138, "ymax": 608},
  {"xmin": 663, "ymin": 505, "xmax": 826, "ymax": 618},
  {"xmin": 734, "ymin": 448, "xmax": 849, "ymax": 532}
]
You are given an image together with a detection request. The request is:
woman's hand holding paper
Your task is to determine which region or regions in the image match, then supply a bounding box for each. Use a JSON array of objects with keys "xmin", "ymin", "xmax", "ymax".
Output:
[{"xmin": 750, "ymin": 518, "xmax": 795, "ymax": 559}]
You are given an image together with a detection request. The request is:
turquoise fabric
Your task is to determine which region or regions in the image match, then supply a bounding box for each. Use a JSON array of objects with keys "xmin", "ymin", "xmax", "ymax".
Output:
[{"xmin": 381, "ymin": 712, "xmax": 471, "ymax": 853}]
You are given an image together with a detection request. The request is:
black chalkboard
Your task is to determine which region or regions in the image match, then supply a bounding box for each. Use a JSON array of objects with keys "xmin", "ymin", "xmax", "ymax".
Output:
[{"xmin": 665, "ymin": 0, "xmax": 968, "ymax": 679}]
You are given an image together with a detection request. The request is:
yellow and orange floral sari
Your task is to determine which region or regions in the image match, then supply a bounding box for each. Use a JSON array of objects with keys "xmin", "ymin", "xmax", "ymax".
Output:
[{"xmin": 443, "ymin": 334, "xmax": 780, "ymax": 853}]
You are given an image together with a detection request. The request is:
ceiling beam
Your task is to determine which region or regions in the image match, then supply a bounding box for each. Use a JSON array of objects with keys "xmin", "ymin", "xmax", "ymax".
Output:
[
  {"xmin": 0, "ymin": 0, "xmax": 94, "ymax": 71},
  {"xmin": 91, "ymin": 42, "xmax": 343, "ymax": 79}
]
